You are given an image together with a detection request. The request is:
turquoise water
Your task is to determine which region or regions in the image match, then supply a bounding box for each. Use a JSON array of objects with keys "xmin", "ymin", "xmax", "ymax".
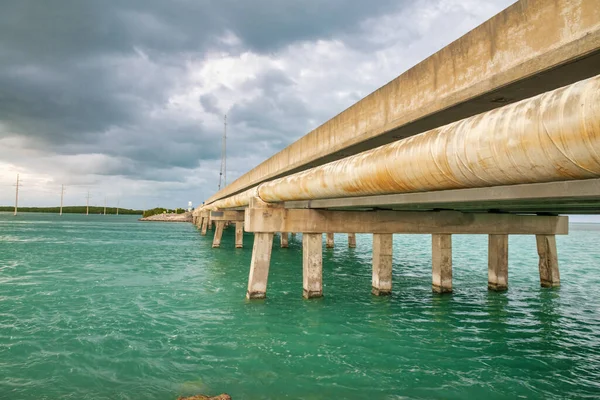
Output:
[{"xmin": 1, "ymin": 213, "xmax": 600, "ymax": 399}]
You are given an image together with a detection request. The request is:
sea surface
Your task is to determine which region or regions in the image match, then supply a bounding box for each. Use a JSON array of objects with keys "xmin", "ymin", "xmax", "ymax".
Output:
[{"xmin": 1, "ymin": 213, "xmax": 599, "ymax": 399}]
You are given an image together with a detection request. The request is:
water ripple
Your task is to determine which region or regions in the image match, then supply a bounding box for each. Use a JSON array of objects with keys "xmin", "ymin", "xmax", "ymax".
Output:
[{"xmin": 1, "ymin": 215, "xmax": 600, "ymax": 399}]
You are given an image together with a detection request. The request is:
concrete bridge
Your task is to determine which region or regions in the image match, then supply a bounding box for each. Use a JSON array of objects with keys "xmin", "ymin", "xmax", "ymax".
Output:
[{"xmin": 193, "ymin": 0, "xmax": 600, "ymax": 300}]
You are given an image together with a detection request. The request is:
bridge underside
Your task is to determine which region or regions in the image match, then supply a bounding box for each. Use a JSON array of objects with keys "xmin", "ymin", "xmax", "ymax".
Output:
[{"xmin": 283, "ymin": 179, "xmax": 600, "ymax": 215}]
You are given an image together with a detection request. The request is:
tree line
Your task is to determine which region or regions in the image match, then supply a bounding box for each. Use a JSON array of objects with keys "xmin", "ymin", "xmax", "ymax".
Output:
[{"xmin": 0, "ymin": 206, "xmax": 142, "ymax": 215}]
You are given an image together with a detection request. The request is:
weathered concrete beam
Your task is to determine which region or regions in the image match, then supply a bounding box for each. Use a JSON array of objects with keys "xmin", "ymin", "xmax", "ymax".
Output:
[
  {"xmin": 372, "ymin": 234, "xmax": 393, "ymax": 296},
  {"xmin": 432, "ymin": 234, "xmax": 452, "ymax": 293},
  {"xmin": 200, "ymin": 217, "xmax": 209, "ymax": 236},
  {"xmin": 488, "ymin": 234, "xmax": 509, "ymax": 291},
  {"xmin": 245, "ymin": 208, "xmax": 568, "ymax": 235},
  {"xmin": 303, "ymin": 233, "xmax": 323, "ymax": 299},
  {"xmin": 536, "ymin": 234, "xmax": 560, "ymax": 287},
  {"xmin": 235, "ymin": 221, "xmax": 244, "ymax": 248},
  {"xmin": 210, "ymin": 210, "xmax": 245, "ymax": 221},
  {"xmin": 282, "ymin": 179, "xmax": 600, "ymax": 213},
  {"xmin": 212, "ymin": 221, "xmax": 225, "ymax": 248},
  {"xmin": 280, "ymin": 232, "xmax": 289, "ymax": 248},
  {"xmin": 246, "ymin": 233, "xmax": 274, "ymax": 299},
  {"xmin": 326, "ymin": 233, "xmax": 334, "ymax": 248},
  {"xmin": 348, "ymin": 233, "xmax": 356, "ymax": 248}
]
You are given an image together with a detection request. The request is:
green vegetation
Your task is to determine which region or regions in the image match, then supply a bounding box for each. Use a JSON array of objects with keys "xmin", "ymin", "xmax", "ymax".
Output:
[
  {"xmin": 0, "ymin": 206, "xmax": 142, "ymax": 215},
  {"xmin": 142, "ymin": 207, "xmax": 187, "ymax": 218}
]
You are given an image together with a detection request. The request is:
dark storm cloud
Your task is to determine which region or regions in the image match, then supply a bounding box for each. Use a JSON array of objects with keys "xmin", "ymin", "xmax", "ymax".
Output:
[
  {"xmin": 0, "ymin": 0, "xmax": 402, "ymax": 182},
  {"xmin": 199, "ymin": 94, "xmax": 222, "ymax": 115}
]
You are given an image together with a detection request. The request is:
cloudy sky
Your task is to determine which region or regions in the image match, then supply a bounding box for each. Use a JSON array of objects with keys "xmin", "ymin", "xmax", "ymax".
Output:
[{"xmin": 0, "ymin": 0, "xmax": 517, "ymax": 210}]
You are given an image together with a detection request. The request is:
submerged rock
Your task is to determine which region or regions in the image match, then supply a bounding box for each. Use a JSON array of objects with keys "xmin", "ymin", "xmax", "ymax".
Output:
[{"xmin": 177, "ymin": 394, "xmax": 231, "ymax": 400}]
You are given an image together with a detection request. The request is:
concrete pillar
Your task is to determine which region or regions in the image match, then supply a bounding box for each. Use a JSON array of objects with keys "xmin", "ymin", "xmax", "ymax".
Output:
[
  {"xmin": 432, "ymin": 234, "xmax": 452, "ymax": 293},
  {"xmin": 201, "ymin": 217, "xmax": 208, "ymax": 236},
  {"xmin": 280, "ymin": 232, "xmax": 289, "ymax": 248},
  {"xmin": 348, "ymin": 233, "xmax": 356, "ymax": 248},
  {"xmin": 247, "ymin": 233, "xmax": 274, "ymax": 299},
  {"xmin": 212, "ymin": 221, "xmax": 225, "ymax": 248},
  {"xmin": 488, "ymin": 234, "xmax": 508, "ymax": 291},
  {"xmin": 536, "ymin": 234, "xmax": 560, "ymax": 287},
  {"xmin": 303, "ymin": 233, "xmax": 323, "ymax": 299},
  {"xmin": 372, "ymin": 233, "xmax": 393, "ymax": 295},
  {"xmin": 235, "ymin": 221, "xmax": 244, "ymax": 248},
  {"xmin": 326, "ymin": 232, "xmax": 334, "ymax": 248},
  {"xmin": 207, "ymin": 215, "xmax": 212, "ymax": 230}
]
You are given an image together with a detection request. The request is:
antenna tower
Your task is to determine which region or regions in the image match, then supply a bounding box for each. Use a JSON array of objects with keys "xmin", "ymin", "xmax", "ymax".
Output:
[
  {"xmin": 218, "ymin": 114, "xmax": 227, "ymax": 190},
  {"xmin": 86, "ymin": 191, "xmax": 91, "ymax": 215},
  {"xmin": 13, "ymin": 174, "xmax": 22, "ymax": 216},
  {"xmin": 60, "ymin": 184, "xmax": 64, "ymax": 216}
]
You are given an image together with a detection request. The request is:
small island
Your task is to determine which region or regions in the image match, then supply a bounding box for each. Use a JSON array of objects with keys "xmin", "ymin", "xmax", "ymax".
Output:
[{"xmin": 139, "ymin": 207, "xmax": 193, "ymax": 223}]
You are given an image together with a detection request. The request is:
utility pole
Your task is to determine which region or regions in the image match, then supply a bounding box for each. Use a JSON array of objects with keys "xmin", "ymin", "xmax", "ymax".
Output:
[
  {"xmin": 60, "ymin": 184, "xmax": 64, "ymax": 216},
  {"xmin": 13, "ymin": 174, "xmax": 21, "ymax": 216},
  {"xmin": 218, "ymin": 114, "xmax": 227, "ymax": 190},
  {"xmin": 86, "ymin": 191, "xmax": 90, "ymax": 215},
  {"xmin": 104, "ymin": 197, "xmax": 107, "ymax": 215}
]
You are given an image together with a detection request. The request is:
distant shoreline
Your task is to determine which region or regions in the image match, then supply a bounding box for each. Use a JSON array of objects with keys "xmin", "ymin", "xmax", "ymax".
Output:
[{"xmin": 0, "ymin": 206, "xmax": 142, "ymax": 215}]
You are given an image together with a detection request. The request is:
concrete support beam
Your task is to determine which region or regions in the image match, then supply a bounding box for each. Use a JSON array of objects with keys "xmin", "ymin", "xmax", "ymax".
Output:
[
  {"xmin": 348, "ymin": 233, "xmax": 356, "ymax": 248},
  {"xmin": 536, "ymin": 234, "xmax": 560, "ymax": 288},
  {"xmin": 245, "ymin": 208, "xmax": 568, "ymax": 235},
  {"xmin": 488, "ymin": 234, "xmax": 509, "ymax": 291},
  {"xmin": 280, "ymin": 232, "xmax": 289, "ymax": 248},
  {"xmin": 372, "ymin": 234, "xmax": 393, "ymax": 296},
  {"xmin": 210, "ymin": 210, "xmax": 245, "ymax": 221},
  {"xmin": 303, "ymin": 233, "xmax": 323, "ymax": 299},
  {"xmin": 235, "ymin": 221, "xmax": 244, "ymax": 248},
  {"xmin": 326, "ymin": 233, "xmax": 334, "ymax": 248},
  {"xmin": 245, "ymin": 197, "xmax": 283, "ymax": 299},
  {"xmin": 212, "ymin": 221, "xmax": 225, "ymax": 248},
  {"xmin": 432, "ymin": 234, "xmax": 452, "ymax": 293},
  {"xmin": 200, "ymin": 217, "xmax": 208, "ymax": 236},
  {"xmin": 246, "ymin": 233, "xmax": 274, "ymax": 299}
]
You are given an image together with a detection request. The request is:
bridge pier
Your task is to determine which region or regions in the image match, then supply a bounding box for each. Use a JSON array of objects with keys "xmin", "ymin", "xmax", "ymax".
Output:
[
  {"xmin": 241, "ymin": 200, "xmax": 567, "ymax": 299},
  {"xmin": 280, "ymin": 232, "xmax": 289, "ymax": 248},
  {"xmin": 235, "ymin": 221, "xmax": 244, "ymax": 248},
  {"xmin": 212, "ymin": 221, "xmax": 225, "ymax": 248},
  {"xmin": 209, "ymin": 210, "xmax": 246, "ymax": 248},
  {"xmin": 432, "ymin": 234, "xmax": 452, "ymax": 293},
  {"xmin": 200, "ymin": 212, "xmax": 209, "ymax": 235},
  {"xmin": 536, "ymin": 234, "xmax": 560, "ymax": 288},
  {"xmin": 326, "ymin": 233, "xmax": 334, "ymax": 248},
  {"xmin": 246, "ymin": 232, "xmax": 274, "ymax": 299},
  {"xmin": 348, "ymin": 233, "xmax": 356, "ymax": 248},
  {"xmin": 201, "ymin": 217, "xmax": 208, "ymax": 235},
  {"xmin": 488, "ymin": 234, "xmax": 508, "ymax": 291},
  {"xmin": 372, "ymin": 233, "xmax": 393, "ymax": 295},
  {"xmin": 303, "ymin": 233, "xmax": 323, "ymax": 299}
]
